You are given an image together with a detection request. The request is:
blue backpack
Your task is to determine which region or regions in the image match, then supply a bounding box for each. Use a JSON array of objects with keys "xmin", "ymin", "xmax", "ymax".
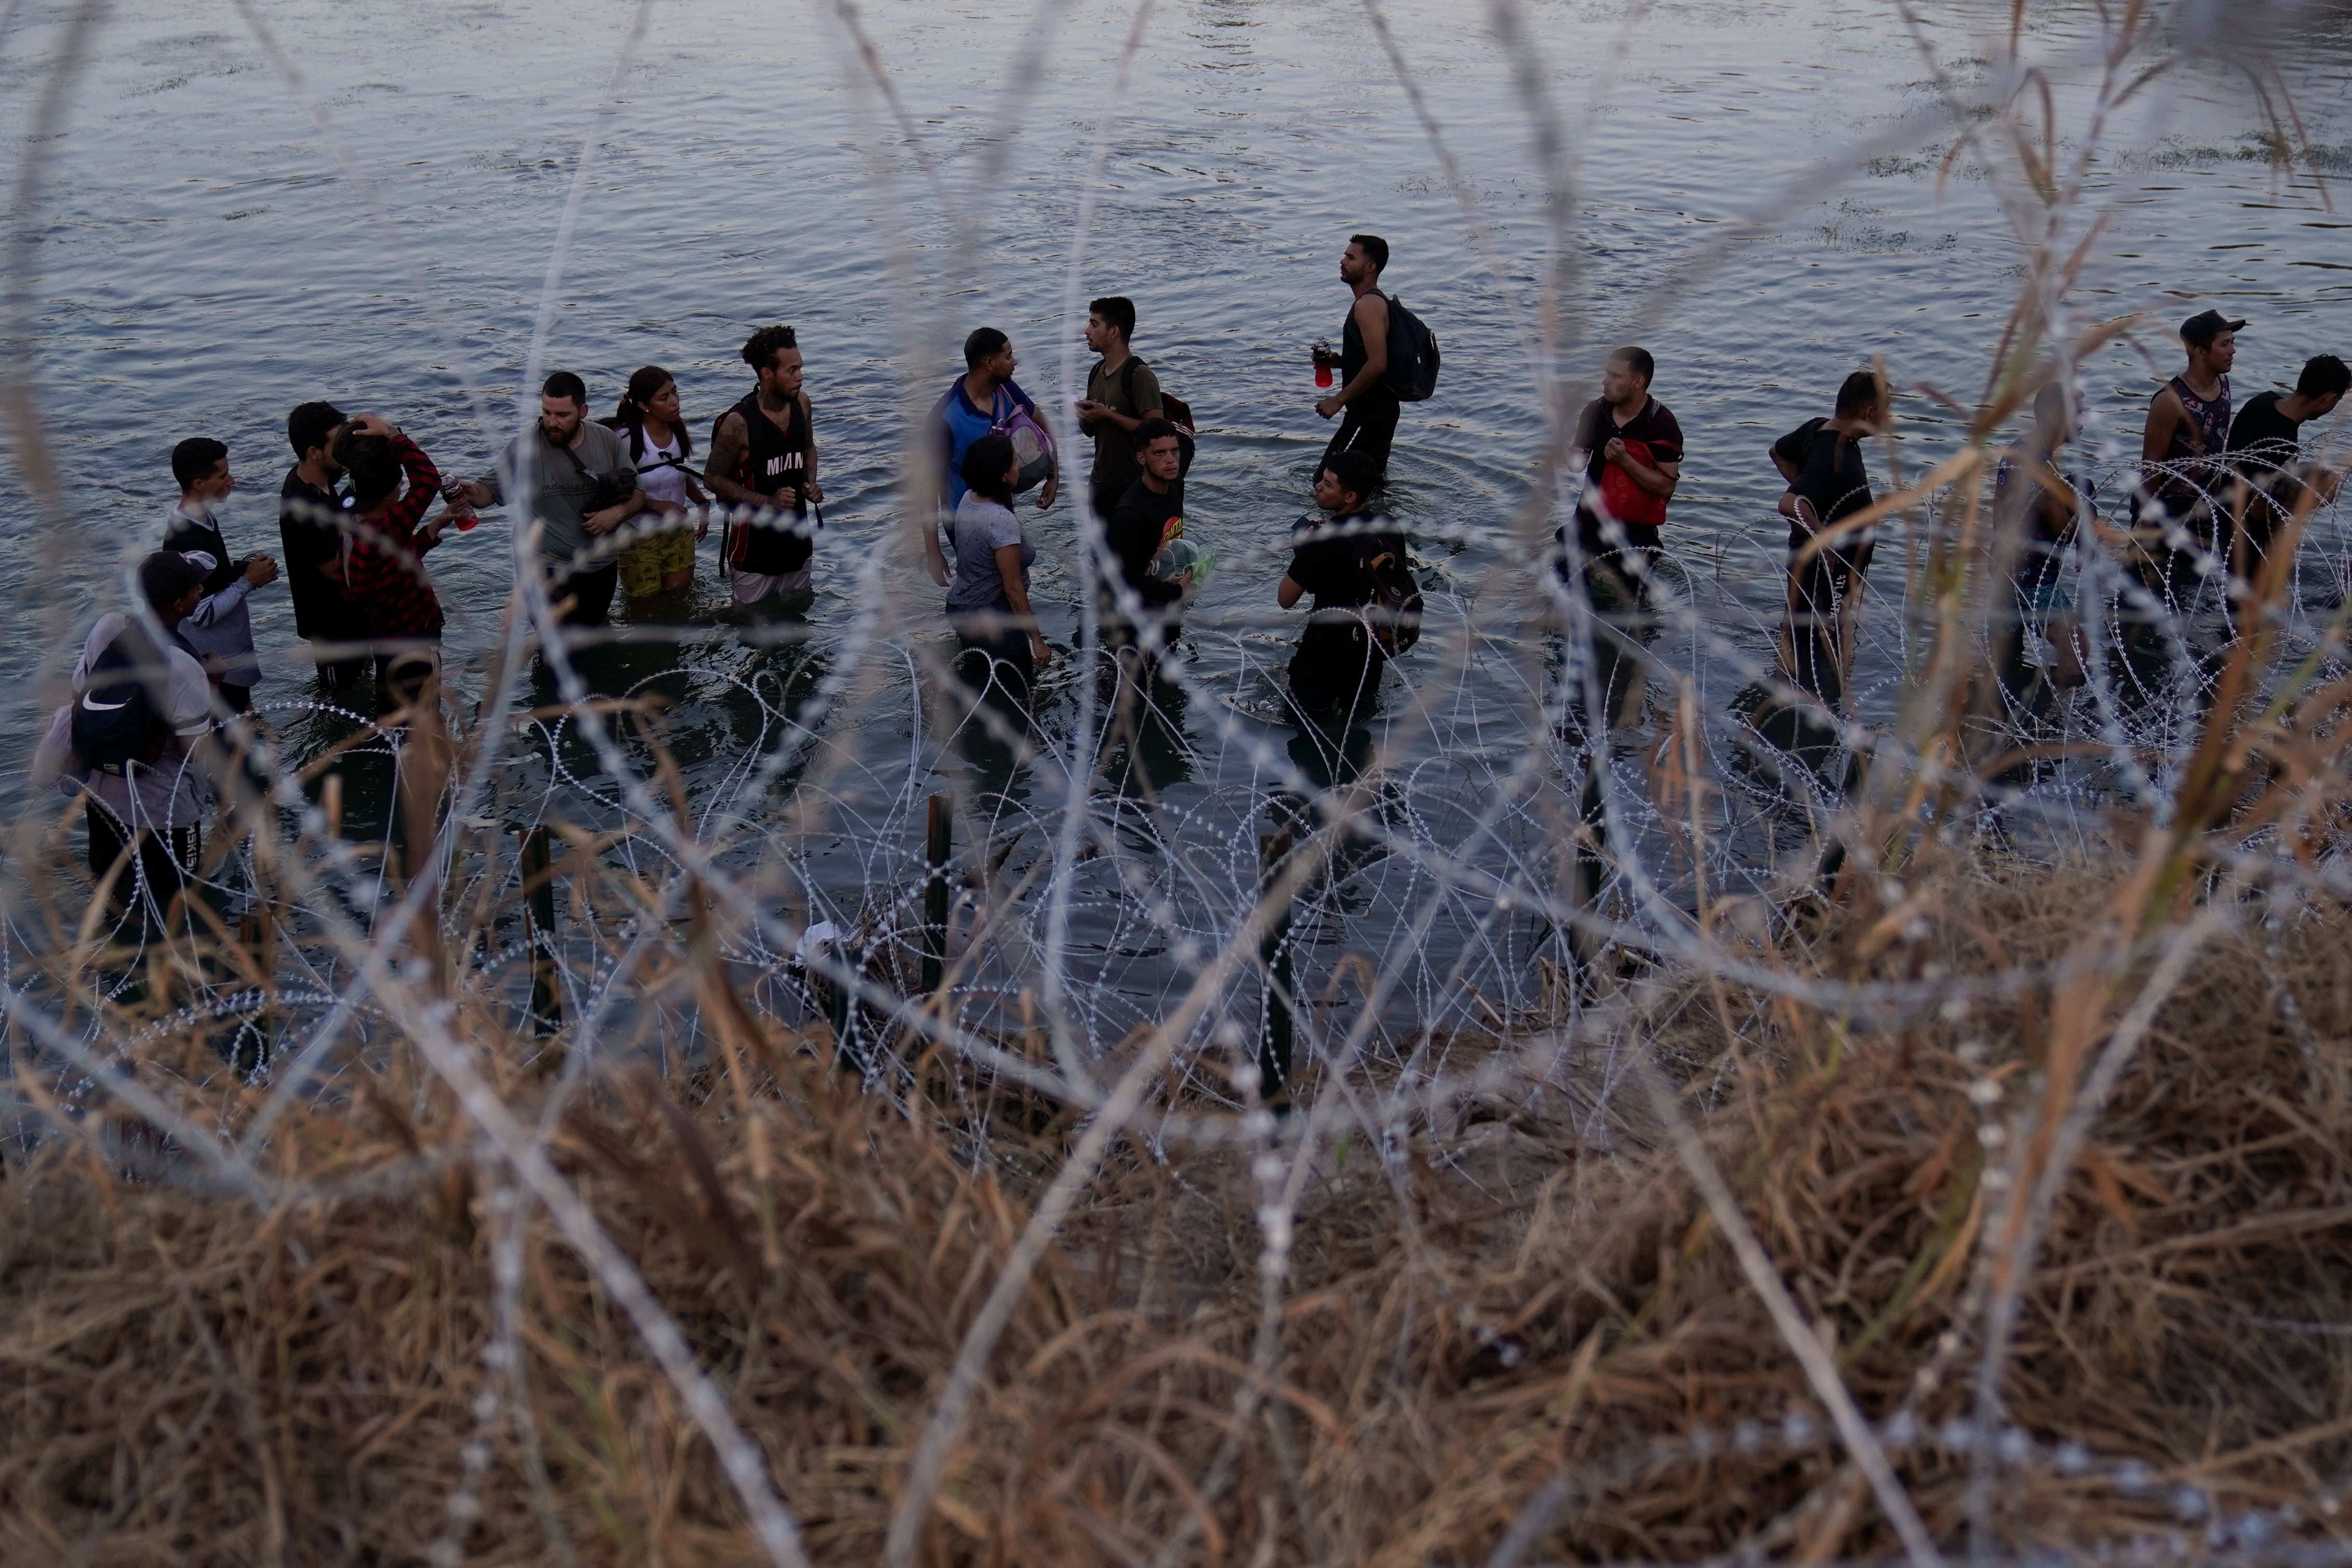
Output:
[{"xmin": 1383, "ymin": 294, "xmax": 1441, "ymax": 402}]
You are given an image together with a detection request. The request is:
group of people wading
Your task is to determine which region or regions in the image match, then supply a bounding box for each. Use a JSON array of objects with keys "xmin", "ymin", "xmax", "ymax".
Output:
[
  {"xmin": 1560, "ymin": 308, "xmax": 2346, "ymax": 773},
  {"xmin": 33, "ymin": 214, "xmax": 2351, "ymax": 941}
]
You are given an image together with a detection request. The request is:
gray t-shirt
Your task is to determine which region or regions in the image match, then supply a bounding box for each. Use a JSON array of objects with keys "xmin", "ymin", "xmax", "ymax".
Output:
[
  {"xmin": 33, "ymin": 611, "xmax": 216, "ymax": 830},
  {"xmin": 486, "ymin": 421, "xmax": 634, "ymax": 567},
  {"xmin": 944, "ymin": 495, "xmax": 1033, "ymax": 613}
]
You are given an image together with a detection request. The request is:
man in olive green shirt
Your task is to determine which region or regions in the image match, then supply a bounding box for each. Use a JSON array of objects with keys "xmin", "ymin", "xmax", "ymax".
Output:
[{"xmin": 1075, "ymin": 295, "xmax": 1164, "ymax": 522}]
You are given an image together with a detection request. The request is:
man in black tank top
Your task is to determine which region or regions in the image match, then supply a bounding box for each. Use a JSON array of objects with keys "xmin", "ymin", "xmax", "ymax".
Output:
[
  {"xmin": 1313, "ymin": 234, "xmax": 1401, "ymax": 484},
  {"xmin": 706, "ymin": 324, "xmax": 823, "ymax": 614}
]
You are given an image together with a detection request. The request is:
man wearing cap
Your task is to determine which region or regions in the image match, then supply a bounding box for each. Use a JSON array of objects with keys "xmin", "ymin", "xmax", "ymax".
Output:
[
  {"xmin": 32, "ymin": 552, "xmax": 219, "ymax": 933},
  {"xmin": 2136, "ymin": 308, "xmax": 2243, "ymax": 602}
]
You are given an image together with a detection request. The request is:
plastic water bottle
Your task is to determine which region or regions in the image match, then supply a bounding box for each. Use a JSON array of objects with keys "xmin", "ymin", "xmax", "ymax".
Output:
[{"xmin": 1313, "ymin": 339, "xmax": 1335, "ymax": 389}]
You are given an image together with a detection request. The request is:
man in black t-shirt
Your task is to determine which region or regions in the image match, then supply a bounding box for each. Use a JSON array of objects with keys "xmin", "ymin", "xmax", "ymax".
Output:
[
  {"xmin": 1278, "ymin": 451, "xmax": 1404, "ymax": 723},
  {"xmin": 278, "ymin": 400, "xmax": 367, "ymax": 692},
  {"xmin": 1104, "ymin": 419, "xmax": 1189, "ymax": 646},
  {"xmin": 1559, "ymin": 347, "xmax": 1683, "ymax": 734},
  {"xmin": 1769, "ymin": 369, "xmax": 1885, "ymax": 713},
  {"xmin": 2227, "ymin": 354, "xmax": 2347, "ymax": 590}
]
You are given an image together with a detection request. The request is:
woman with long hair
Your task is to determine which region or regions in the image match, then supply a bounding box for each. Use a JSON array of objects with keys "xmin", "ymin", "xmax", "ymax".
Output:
[{"xmin": 608, "ymin": 365, "xmax": 708, "ymax": 602}]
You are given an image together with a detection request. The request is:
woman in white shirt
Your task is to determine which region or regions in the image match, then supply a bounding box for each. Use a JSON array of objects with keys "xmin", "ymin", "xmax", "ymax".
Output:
[{"xmin": 609, "ymin": 366, "xmax": 709, "ymax": 604}]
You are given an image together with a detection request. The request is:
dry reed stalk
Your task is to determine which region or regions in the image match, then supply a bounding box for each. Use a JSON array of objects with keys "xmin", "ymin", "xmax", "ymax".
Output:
[{"xmin": 4, "ymin": 854, "xmax": 2351, "ymax": 1565}]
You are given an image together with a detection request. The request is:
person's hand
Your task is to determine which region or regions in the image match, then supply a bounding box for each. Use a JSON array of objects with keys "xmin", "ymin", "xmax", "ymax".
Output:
[
  {"xmin": 1075, "ymin": 397, "xmax": 1107, "ymax": 434},
  {"xmin": 1603, "ymin": 437, "xmax": 1628, "ymax": 468},
  {"xmin": 585, "ymin": 504, "xmax": 629, "ymax": 537},
  {"xmin": 419, "ymin": 517, "xmax": 449, "ymax": 547},
  {"xmin": 243, "ymin": 554, "xmax": 280, "ymax": 587},
  {"xmin": 1314, "ymin": 396, "xmax": 1340, "ymax": 421},
  {"xmin": 803, "ymin": 479, "xmax": 823, "ymax": 504},
  {"xmin": 772, "ymin": 485, "xmax": 800, "ymax": 509},
  {"xmin": 1038, "ymin": 472, "xmax": 1059, "ymax": 511},
  {"xmin": 343, "ymin": 414, "xmax": 394, "ymax": 439},
  {"xmin": 1030, "ymin": 632, "xmax": 1054, "ymax": 669},
  {"xmin": 695, "ymin": 514, "xmax": 710, "ymax": 543}
]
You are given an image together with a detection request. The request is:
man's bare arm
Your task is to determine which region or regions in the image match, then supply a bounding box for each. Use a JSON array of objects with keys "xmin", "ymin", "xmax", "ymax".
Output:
[{"xmin": 702, "ymin": 411, "xmax": 768, "ymax": 507}]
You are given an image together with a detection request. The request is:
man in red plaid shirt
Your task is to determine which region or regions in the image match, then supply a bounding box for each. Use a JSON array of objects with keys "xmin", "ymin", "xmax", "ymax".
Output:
[{"xmin": 333, "ymin": 418, "xmax": 454, "ymax": 716}]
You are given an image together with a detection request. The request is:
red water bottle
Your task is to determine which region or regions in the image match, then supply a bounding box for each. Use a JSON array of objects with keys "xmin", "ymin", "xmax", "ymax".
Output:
[
  {"xmin": 1313, "ymin": 338, "xmax": 1335, "ymax": 389},
  {"xmin": 440, "ymin": 478, "xmax": 480, "ymax": 532}
]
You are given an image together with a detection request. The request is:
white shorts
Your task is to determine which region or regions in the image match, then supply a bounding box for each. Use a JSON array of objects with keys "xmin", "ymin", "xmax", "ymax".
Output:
[{"xmin": 731, "ymin": 567, "xmax": 813, "ymax": 605}]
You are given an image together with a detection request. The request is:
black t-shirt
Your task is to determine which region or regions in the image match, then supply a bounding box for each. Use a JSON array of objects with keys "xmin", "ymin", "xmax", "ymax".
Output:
[
  {"xmin": 1107, "ymin": 477, "xmax": 1185, "ymax": 609},
  {"xmin": 279, "ymin": 467, "xmax": 354, "ymax": 641},
  {"xmin": 1285, "ymin": 510, "xmax": 1405, "ymax": 706},
  {"xmin": 2229, "ymin": 391, "xmax": 2302, "ymax": 469},
  {"xmin": 1772, "ymin": 417, "xmax": 1875, "ymax": 552},
  {"xmin": 1572, "ymin": 395, "xmax": 1685, "ymax": 554}
]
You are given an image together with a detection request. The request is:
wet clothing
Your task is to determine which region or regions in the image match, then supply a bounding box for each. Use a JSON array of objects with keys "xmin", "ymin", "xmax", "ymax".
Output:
[
  {"xmin": 1085, "ymin": 355, "xmax": 1163, "ymax": 518},
  {"xmin": 1993, "ymin": 455, "xmax": 2086, "ymax": 619},
  {"xmin": 1773, "ymin": 419, "xmax": 1878, "ymax": 710},
  {"xmin": 1106, "ymin": 478, "xmax": 1187, "ymax": 613},
  {"xmin": 2227, "ymin": 392, "xmax": 2314, "ymax": 586},
  {"xmin": 343, "ymin": 432, "xmax": 447, "ymax": 645},
  {"xmin": 482, "ymin": 420, "xmax": 634, "ymax": 570},
  {"xmin": 1571, "ymin": 395, "xmax": 1684, "ymax": 558},
  {"xmin": 720, "ymin": 392, "xmax": 816, "ymax": 579},
  {"xmin": 936, "ymin": 376, "xmax": 1041, "ymax": 511},
  {"xmin": 279, "ymin": 468, "xmax": 361, "ymax": 674},
  {"xmin": 1285, "ymin": 510, "xmax": 1405, "ymax": 719},
  {"xmin": 2152, "ymin": 373, "xmax": 2232, "ymax": 514},
  {"xmin": 624, "ymin": 424, "xmax": 697, "ymax": 507},
  {"xmin": 944, "ymin": 494, "xmax": 1033, "ymax": 614},
  {"xmin": 36, "ymin": 611, "xmax": 216, "ymax": 834},
  {"xmin": 1324, "ymin": 298, "xmax": 1401, "ymax": 481},
  {"xmin": 164, "ymin": 504, "xmax": 262, "ymax": 689}
]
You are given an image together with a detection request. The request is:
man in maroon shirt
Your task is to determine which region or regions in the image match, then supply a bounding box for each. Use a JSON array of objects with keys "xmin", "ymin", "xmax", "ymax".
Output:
[{"xmin": 333, "ymin": 420, "xmax": 454, "ymax": 717}]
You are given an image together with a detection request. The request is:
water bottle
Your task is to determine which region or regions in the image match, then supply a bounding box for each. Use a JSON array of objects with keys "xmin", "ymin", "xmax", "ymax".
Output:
[{"xmin": 1313, "ymin": 339, "xmax": 1335, "ymax": 389}]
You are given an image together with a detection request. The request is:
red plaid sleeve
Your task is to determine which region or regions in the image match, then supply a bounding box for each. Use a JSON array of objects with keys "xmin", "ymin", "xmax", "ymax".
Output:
[{"xmin": 343, "ymin": 433, "xmax": 447, "ymax": 643}]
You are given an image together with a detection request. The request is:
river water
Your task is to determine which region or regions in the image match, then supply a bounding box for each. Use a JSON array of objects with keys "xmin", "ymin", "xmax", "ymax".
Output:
[{"xmin": 3, "ymin": 0, "xmax": 2349, "ymax": 1057}]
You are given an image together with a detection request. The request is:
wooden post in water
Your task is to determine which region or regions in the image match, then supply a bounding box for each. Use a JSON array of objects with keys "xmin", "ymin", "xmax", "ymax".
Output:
[
  {"xmin": 520, "ymin": 826, "xmax": 561, "ymax": 1037},
  {"xmin": 1257, "ymin": 831, "xmax": 1295, "ymax": 1105},
  {"xmin": 921, "ymin": 794, "xmax": 951, "ymax": 997}
]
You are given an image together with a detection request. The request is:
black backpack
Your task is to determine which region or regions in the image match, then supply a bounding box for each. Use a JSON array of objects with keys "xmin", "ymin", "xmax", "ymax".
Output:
[
  {"xmin": 1382, "ymin": 294, "xmax": 1441, "ymax": 402},
  {"xmin": 71, "ymin": 626, "xmax": 172, "ymax": 771},
  {"xmin": 1120, "ymin": 357, "xmax": 1197, "ymax": 477},
  {"xmin": 1360, "ymin": 533, "xmax": 1424, "ymax": 658}
]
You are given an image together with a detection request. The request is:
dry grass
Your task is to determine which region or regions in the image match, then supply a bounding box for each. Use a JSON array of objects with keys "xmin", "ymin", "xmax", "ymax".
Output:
[{"xmin": 7, "ymin": 858, "xmax": 2352, "ymax": 1567}]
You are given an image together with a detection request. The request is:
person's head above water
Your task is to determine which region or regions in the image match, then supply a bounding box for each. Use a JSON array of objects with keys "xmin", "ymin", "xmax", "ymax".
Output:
[
  {"xmin": 1341, "ymin": 234, "xmax": 1387, "ymax": 287},
  {"xmin": 1835, "ymin": 368, "xmax": 1887, "ymax": 426},
  {"xmin": 1086, "ymin": 297, "xmax": 1136, "ymax": 354},
  {"xmin": 963, "ymin": 327, "xmax": 1014, "ymax": 382},
  {"xmin": 333, "ymin": 433, "xmax": 402, "ymax": 516},
  {"xmin": 138, "ymin": 549, "xmax": 208, "ymax": 622},
  {"xmin": 287, "ymin": 401, "xmax": 346, "ymax": 471},
  {"xmin": 1315, "ymin": 450, "xmax": 1378, "ymax": 516},
  {"xmin": 539, "ymin": 370, "xmax": 589, "ymax": 445},
  {"xmin": 742, "ymin": 325, "xmax": 803, "ymax": 402},
  {"xmin": 1604, "ymin": 347, "xmax": 1655, "ymax": 408},
  {"xmin": 2180, "ymin": 309, "xmax": 2244, "ymax": 375},
  {"xmin": 1133, "ymin": 416, "xmax": 1182, "ymax": 487},
  {"xmin": 2297, "ymin": 354, "xmax": 2350, "ymax": 413},
  {"xmin": 960, "ymin": 432, "xmax": 1019, "ymax": 508},
  {"xmin": 172, "ymin": 436, "xmax": 231, "ymax": 505}
]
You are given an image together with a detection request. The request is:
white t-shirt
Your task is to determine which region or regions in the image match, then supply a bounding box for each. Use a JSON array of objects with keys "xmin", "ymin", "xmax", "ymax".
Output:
[
  {"xmin": 40, "ymin": 612, "xmax": 216, "ymax": 829},
  {"xmin": 633, "ymin": 429, "xmax": 694, "ymax": 509}
]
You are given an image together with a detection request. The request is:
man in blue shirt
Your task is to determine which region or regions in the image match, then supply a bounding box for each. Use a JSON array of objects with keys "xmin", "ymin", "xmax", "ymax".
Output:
[{"xmin": 935, "ymin": 327, "xmax": 1058, "ymax": 513}]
